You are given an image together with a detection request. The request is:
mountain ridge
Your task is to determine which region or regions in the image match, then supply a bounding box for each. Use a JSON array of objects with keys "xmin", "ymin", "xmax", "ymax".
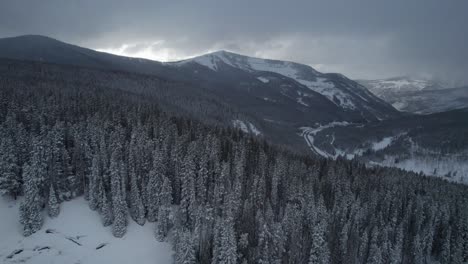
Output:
[
  {"xmin": 358, "ymin": 76, "xmax": 468, "ymax": 114},
  {"xmin": 0, "ymin": 35, "xmax": 399, "ymax": 122}
]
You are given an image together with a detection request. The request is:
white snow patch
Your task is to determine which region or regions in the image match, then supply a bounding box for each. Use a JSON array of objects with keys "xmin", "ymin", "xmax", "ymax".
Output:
[
  {"xmin": 191, "ymin": 54, "xmax": 219, "ymax": 71},
  {"xmin": 369, "ymin": 79, "xmax": 429, "ymax": 91},
  {"xmin": 232, "ymin": 120, "xmax": 249, "ymax": 134},
  {"xmin": 391, "ymin": 101, "xmax": 408, "ymax": 111},
  {"xmin": 262, "ymin": 97, "xmax": 276, "ymax": 103},
  {"xmin": 233, "ymin": 120, "xmax": 261, "ymax": 136},
  {"xmin": 0, "ymin": 197, "xmax": 173, "ymax": 264},
  {"xmin": 248, "ymin": 122, "xmax": 262, "ymax": 136},
  {"xmin": 298, "ymin": 78, "xmax": 356, "ymax": 109},
  {"xmin": 297, "ymin": 97, "xmax": 309, "ymax": 107},
  {"xmin": 372, "ymin": 136, "xmax": 394, "ymax": 151},
  {"xmin": 257, "ymin": 77, "xmax": 269, "ymax": 83}
]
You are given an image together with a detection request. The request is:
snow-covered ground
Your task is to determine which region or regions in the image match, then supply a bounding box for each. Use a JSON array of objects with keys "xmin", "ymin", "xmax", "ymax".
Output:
[
  {"xmin": 371, "ymin": 136, "xmax": 395, "ymax": 151},
  {"xmin": 233, "ymin": 119, "xmax": 261, "ymax": 136},
  {"xmin": 0, "ymin": 197, "xmax": 173, "ymax": 264},
  {"xmin": 297, "ymin": 78, "xmax": 356, "ymax": 109},
  {"xmin": 375, "ymin": 156, "xmax": 468, "ymax": 184}
]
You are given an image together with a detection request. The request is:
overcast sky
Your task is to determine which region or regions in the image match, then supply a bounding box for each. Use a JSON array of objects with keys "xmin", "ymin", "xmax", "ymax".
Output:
[{"xmin": 1, "ymin": 0, "xmax": 467, "ymax": 81}]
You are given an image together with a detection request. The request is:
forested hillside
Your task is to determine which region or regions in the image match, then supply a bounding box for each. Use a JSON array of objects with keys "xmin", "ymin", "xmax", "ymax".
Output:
[{"xmin": 1, "ymin": 59, "xmax": 468, "ymax": 264}]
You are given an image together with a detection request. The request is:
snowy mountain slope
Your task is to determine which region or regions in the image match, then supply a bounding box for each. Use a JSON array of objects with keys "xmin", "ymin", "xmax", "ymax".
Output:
[
  {"xmin": 388, "ymin": 86, "xmax": 468, "ymax": 114},
  {"xmin": 0, "ymin": 197, "xmax": 173, "ymax": 264},
  {"xmin": 358, "ymin": 76, "xmax": 468, "ymax": 113},
  {"xmin": 308, "ymin": 108, "xmax": 468, "ymax": 183},
  {"xmin": 171, "ymin": 50, "xmax": 398, "ymax": 119},
  {"xmin": 359, "ymin": 76, "xmax": 446, "ymax": 95}
]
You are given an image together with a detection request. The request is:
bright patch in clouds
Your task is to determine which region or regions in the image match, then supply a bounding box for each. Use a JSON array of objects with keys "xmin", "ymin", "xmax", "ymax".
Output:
[{"xmin": 96, "ymin": 41, "xmax": 186, "ymax": 62}]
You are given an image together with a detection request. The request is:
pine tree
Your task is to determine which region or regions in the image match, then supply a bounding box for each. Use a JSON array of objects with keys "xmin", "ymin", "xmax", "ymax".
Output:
[
  {"xmin": 155, "ymin": 176, "xmax": 173, "ymax": 241},
  {"xmin": 0, "ymin": 137, "xmax": 20, "ymax": 198},
  {"xmin": 129, "ymin": 168, "xmax": 145, "ymax": 225},
  {"xmin": 440, "ymin": 226, "xmax": 451, "ymax": 263},
  {"xmin": 89, "ymin": 154, "xmax": 101, "ymax": 211},
  {"xmin": 213, "ymin": 217, "xmax": 238, "ymax": 264},
  {"xmin": 110, "ymin": 147, "xmax": 127, "ymax": 237},
  {"xmin": 412, "ymin": 234, "xmax": 424, "ymax": 264},
  {"xmin": 367, "ymin": 227, "xmax": 382, "ymax": 264},
  {"xmin": 19, "ymin": 163, "xmax": 43, "ymax": 236},
  {"xmin": 112, "ymin": 192, "xmax": 127, "ymax": 238},
  {"xmin": 47, "ymin": 185, "xmax": 60, "ymax": 217},
  {"xmin": 19, "ymin": 139, "xmax": 47, "ymax": 237},
  {"xmin": 101, "ymin": 189, "xmax": 113, "ymax": 227},
  {"xmin": 175, "ymin": 229, "xmax": 196, "ymax": 264},
  {"xmin": 180, "ymin": 151, "xmax": 196, "ymax": 228},
  {"xmin": 309, "ymin": 219, "xmax": 330, "ymax": 264},
  {"xmin": 257, "ymin": 222, "xmax": 273, "ymax": 264},
  {"xmin": 146, "ymin": 149, "xmax": 163, "ymax": 222},
  {"xmin": 390, "ymin": 225, "xmax": 403, "ymax": 264}
]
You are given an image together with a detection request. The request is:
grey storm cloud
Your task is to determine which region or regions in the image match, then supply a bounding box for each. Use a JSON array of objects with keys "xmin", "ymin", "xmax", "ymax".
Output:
[{"xmin": 0, "ymin": 0, "xmax": 467, "ymax": 81}]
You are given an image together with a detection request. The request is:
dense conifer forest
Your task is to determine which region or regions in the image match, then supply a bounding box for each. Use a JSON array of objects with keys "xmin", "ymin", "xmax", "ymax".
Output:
[{"xmin": 1, "ymin": 59, "xmax": 467, "ymax": 263}]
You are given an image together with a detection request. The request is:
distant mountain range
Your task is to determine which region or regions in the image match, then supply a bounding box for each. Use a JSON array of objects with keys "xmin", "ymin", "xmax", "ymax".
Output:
[
  {"xmin": 358, "ymin": 76, "xmax": 468, "ymax": 114},
  {"xmin": 0, "ymin": 35, "xmax": 467, "ymax": 182},
  {"xmin": 0, "ymin": 35, "xmax": 400, "ymax": 151}
]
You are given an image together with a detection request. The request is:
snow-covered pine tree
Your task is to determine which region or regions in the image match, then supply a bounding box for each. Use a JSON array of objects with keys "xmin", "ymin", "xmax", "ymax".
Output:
[
  {"xmin": 179, "ymin": 149, "xmax": 196, "ymax": 229},
  {"xmin": 20, "ymin": 162, "xmax": 43, "ymax": 236},
  {"xmin": 100, "ymin": 188, "xmax": 113, "ymax": 226},
  {"xmin": 308, "ymin": 219, "xmax": 330, "ymax": 264},
  {"xmin": 88, "ymin": 154, "xmax": 101, "ymax": 211},
  {"xmin": 367, "ymin": 227, "xmax": 383, "ymax": 264},
  {"xmin": 146, "ymin": 149, "xmax": 164, "ymax": 222},
  {"xmin": 389, "ymin": 225, "xmax": 403, "ymax": 264},
  {"xmin": 19, "ymin": 138, "xmax": 46, "ymax": 236},
  {"xmin": 129, "ymin": 168, "xmax": 145, "ymax": 225},
  {"xmin": 440, "ymin": 226, "xmax": 451, "ymax": 263},
  {"xmin": 412, "ymin": 234, "xmax": 424, "ymax": 264},
  {"xmin": 110, "ymin": 147, "xmax": 127, "ymax": 237},
  {"xmin": 47, "ymin": 184, "xmax": 60, "ymax": 217},
  {"xmin": 155, "ymin": 175, "xmax": 173, "ymax": 241},
  {"xmin": 212, "ymin": 216, "xmax": 238, "ymax": 264},
  {"xmin": 0, "ymin": 136, "xmax": 20, "ymax": 198},
  {"xmin": 175, "ymin": 229, "xmax": 196, "ymax": 264}
]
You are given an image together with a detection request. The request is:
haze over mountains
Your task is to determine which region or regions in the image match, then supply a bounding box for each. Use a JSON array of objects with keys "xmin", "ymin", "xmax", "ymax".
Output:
[
  {"xmin": 0, "ymin": 35, "xmax": 467, "ymax": 182},
  {"xmin": 359, "ymin": 76, "xmax": 468, "ymax": 114}
]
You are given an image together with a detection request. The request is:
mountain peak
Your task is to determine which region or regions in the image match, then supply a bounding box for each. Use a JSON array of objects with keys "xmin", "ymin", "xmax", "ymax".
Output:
[
  {"xmin": 176, "ymin": 49, "xmax": 321, "ymax": 76},
  {"xmin": 170, "ymin": 49, "xmax": 392, "ymax": 113}
]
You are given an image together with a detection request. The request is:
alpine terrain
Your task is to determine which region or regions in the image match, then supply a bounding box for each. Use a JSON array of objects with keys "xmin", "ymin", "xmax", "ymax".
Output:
[
  {"xmin": 359, "ymin": 76, "xmax": 468, "ymax": 114},
  {"xmin": 0, "ymin": 34, "xmax": 467, "ymax": 264}
]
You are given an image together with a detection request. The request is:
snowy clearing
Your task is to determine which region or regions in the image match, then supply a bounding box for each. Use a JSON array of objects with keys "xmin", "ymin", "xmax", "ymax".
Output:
[
  {"xmin": 0, "ymin": 197, "xmax": 173, "ymax": 264},
  {"xmin": 371, "ymin": 136, "xmax": 395, "ymax": 151},
  {"xmin": 233, "ymin": 119, "xmax": 261, "ymax": 136}
]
